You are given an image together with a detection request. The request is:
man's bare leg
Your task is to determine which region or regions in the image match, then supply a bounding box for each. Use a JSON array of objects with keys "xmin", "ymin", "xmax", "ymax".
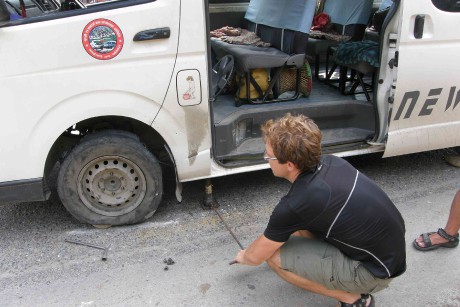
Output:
[
  {"xmin": 416, "ymin": 189, "xmax": 460, "ymax": 247},
  {"xmin": 266, "ymin": 250, "xmax": 370, "ymax": 305}
]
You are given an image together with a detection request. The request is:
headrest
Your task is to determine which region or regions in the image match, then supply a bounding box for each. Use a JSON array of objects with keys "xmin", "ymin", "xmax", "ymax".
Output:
[
  {"xmin": 245, "ymin": 0, "xmax": 316, "ymax": 34},
  {"xmin": 323, "ymin": 0, "xmax": 374, "ymax": 26}
]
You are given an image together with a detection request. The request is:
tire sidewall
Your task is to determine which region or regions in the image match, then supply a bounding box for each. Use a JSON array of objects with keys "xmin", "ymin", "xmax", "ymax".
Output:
[{"xmin": 57, "ymin": 130, "xmax": 163, "ymax": 226}]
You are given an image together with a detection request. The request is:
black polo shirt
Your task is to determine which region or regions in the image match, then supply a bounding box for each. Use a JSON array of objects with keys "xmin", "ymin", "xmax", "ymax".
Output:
[{"xmin": 264, "ymin": 155, "xmax": 406, "ymax": 279}]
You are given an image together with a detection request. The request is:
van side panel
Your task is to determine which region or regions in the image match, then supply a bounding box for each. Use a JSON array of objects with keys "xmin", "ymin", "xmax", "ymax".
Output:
[
  {"xmin": 153, "ymin": 0, "xmax": 212, "ymax": 181},
  {"xmin": 384, "ymin": 0, "xmax": 460, "ymax": 157},
  {"xmin": 0, "ymin": 0, "xmax": 180, "ymax": 182}
]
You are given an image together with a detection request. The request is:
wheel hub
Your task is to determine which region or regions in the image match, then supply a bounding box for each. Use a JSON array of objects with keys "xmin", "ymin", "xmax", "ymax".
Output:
[
  {"xmin": 99, "ymin": 172, "xmax": 123, "ymax": 193},
  {"xmin": 77, "ymin": 156, "xmax": 147, "ymax": 216}
]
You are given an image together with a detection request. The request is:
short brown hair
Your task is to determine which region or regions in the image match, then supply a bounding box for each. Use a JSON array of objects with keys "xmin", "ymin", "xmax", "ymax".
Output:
[{"xmin": 261, "ymin": 113, "xmax": 322, "ymax": 172}]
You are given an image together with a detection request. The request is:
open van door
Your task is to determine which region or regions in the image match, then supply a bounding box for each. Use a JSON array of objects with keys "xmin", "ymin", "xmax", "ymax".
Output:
[{"xmin": 384, "ymin": 0, "xmax": 460, "ymax": 157}]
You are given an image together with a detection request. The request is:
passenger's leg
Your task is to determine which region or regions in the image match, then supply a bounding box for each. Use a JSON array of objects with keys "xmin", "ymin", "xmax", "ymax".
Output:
[
  {"xmin": 443, "ymin": 189, "xmax": 460, "ymax": 237},
  {"xmin": 415, "ymin": 189, "xmax": 460, "ymax": 247}
]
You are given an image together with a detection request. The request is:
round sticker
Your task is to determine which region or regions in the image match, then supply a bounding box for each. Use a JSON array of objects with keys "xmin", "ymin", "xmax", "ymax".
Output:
[{"xmin": 82, "ymin": 19, "xmax": 124, "ymax": 60}]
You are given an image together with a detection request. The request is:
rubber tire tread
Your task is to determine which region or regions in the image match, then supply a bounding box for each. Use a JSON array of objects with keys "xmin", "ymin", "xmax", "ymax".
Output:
[{"xmin": 57, "ymin": 130, "xmax": 163, "ymax": 226}]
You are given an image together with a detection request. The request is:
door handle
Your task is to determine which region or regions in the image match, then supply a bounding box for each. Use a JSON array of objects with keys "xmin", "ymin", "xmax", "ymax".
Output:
[
  {"xmin": 133, "ymin": 27, "xmax": 170, "ymax": 41},
  {"xmin": 414, "ymin": 15, "xmax": 425, "ymax": 39}
]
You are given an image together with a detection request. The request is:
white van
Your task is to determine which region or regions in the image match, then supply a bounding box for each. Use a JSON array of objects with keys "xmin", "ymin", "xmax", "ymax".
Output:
[{"xmin": 0, "ymin": 0, "xmax": 458, "ymax": 226}]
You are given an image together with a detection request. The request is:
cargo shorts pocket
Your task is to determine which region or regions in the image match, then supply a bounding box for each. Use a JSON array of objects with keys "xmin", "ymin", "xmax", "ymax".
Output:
[
  {"xmin": 321, "ymin": 255, "xmax": 363, "ymax": 293},
  {"xmin": 320, "ymin": 256, "xmax": 338, "ymax": 290}
]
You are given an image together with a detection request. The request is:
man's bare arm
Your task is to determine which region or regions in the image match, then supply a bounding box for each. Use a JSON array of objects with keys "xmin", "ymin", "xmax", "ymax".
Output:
[{"xmin": 233, "ymin": 235, "xmax": 284, "ymax": 266}]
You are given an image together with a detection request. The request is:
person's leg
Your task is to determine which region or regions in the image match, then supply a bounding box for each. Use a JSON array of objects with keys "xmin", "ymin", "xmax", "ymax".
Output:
[
  {"xmin": 266, "ymin": 250, "xmax": 369, "ymax": 305},
  {"xmin": 444, "ymin": 189, "xmax": 460, "ymax": 235},
  {"xmin": 265, "ymin": 237, "xmax": 391, "ymax": 305},
  {"xmin": 291, "ymin": 229, "xmax": 316, "ymax": 238},
  {"xmin": 415, "ymin": 189, "xmax": 460, "ymax": 248}
]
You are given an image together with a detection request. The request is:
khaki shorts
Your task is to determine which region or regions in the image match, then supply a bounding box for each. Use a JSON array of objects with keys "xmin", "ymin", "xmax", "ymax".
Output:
[{"xmin": 280, "ymin": 236, "xmax": 392, "ymax": 293}]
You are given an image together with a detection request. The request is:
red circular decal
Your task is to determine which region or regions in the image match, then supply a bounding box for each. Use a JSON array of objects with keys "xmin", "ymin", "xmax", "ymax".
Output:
[{"xmin": 82, "ymin": 19, "xmax": 124, "ymax": 60}]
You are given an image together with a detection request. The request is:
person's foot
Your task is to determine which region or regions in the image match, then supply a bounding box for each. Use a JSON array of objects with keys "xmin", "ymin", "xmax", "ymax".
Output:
[
  {"xmin": 445, "ymin": 155, "xmax": 460, "ymax": 168},
  {"xmin": 338, "ymin": 294, "xmax": 374, "ymax": 307},
  {"xmin": 413, "ymin": 228, "xmax": 459, "ymax": 251},
  {"xmin": 415, "ymin": 232, "xmax": 448, "ymax": 248}
]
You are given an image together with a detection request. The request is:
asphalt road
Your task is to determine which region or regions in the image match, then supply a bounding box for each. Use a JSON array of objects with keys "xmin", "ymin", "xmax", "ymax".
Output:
[{"xmin": 1, "ymin": 149, "xmax": 459, "ymax": 307}]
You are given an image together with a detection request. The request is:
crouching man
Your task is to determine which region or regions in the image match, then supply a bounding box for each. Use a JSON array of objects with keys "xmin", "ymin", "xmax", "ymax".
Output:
[{"xmin": 232, "ymin": 113, "xmax": 406, "ymax": 307}]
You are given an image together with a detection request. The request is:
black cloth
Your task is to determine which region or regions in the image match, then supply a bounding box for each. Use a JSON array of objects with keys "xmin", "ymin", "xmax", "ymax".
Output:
[{"xmin": 264, "ymin": 155, "xmax": 406, "ymax": 279}]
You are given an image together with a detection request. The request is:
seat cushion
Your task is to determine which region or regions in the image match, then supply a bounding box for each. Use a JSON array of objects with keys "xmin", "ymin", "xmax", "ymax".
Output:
[
  {"xmin": 305, "ymin": 37, "xmax": 339, "ymax": 60},
  {"xmin": 211, "ymin": 38, "xmax": 290, "ymax": 72},
  {"xmin": 346, "ymin": 61, "xmax": 375, "ymax": 74}
]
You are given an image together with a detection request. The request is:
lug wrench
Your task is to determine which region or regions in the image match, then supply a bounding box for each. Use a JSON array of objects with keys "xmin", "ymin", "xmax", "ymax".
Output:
[{"xmin": 65, "ymin": 238, "xmax": 110, "ymax": 261}]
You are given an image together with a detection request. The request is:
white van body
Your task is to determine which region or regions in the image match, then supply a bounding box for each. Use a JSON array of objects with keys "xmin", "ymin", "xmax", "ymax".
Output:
[{"xmin": 0, "ymin": 0, "xmax": 458, "ymax": 225}]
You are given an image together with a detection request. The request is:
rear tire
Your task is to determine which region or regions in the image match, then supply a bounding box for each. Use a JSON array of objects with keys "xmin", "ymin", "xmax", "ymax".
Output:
[{"xmin": 57, "ymin": 130, "xmax": 163, "ymax": 226}]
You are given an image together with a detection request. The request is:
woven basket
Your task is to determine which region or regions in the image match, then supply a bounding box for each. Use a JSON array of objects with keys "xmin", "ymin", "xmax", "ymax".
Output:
[{"xmin": 279, "ymin": 60, "xmax": 312, "ymax": 97}]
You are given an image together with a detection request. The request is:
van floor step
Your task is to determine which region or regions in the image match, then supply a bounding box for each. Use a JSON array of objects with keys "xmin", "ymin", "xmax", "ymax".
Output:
[{"xmin": 215, "ymin": 127, "xmax": 373, "ymax": 160}]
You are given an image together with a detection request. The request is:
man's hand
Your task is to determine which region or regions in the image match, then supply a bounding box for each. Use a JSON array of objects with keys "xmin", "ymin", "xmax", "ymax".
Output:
[
  {"xmin": 230, "ymin": 235, "xmax": 284, "ymax": 266},
  {"xmin": 230, "ymin": 249, "xmax": 259, "ymax": 266},
  {"xmin": 229, "ymin": 249, "xmax": 247, "ymax": 265}
]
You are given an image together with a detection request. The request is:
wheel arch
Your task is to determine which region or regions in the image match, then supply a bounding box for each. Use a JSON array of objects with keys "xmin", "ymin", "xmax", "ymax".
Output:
[
  {"xmin": 44, "ymin": 115, "xmax": 175, "ymax": 196},
  {"xmin": 22, "ymin": 90, "xmax": 173, "ymax": 185}
]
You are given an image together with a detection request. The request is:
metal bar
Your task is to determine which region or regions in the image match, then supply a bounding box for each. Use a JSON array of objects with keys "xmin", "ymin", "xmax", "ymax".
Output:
[
  {"xmin": 213, "ymin": 208, "xmax": 244, "ymax": 250},
  {"xmin": 65, "ymin": 238, "xmax": 109, "ymax": 261},
  {"xmin": 65, "ymin": 238, "xmax": 106, "ymax": 250}
]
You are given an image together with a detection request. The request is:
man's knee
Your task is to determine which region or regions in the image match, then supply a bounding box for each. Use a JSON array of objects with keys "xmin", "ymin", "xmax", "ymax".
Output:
[{"xmin": 266, "ymin": 249, "xmax": 282, "ymax": 270}]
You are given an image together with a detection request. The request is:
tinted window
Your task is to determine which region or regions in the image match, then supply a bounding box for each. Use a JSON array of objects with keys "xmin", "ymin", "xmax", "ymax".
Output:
[
  {"xmin": 6, "ymin": 0, "xmax": 59, "ymax": 17},
  {"xmin": 432, "ymin": 0, "xmax": 460, "ymax": 12},
  {"xmin": 1, "ymin": 0, "xmax": 154, "ymax": 26}
]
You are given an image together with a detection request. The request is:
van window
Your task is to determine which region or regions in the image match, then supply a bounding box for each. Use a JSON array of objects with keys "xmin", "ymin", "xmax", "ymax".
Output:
[
  {"xmin": 432, "ymin": 0, "xmax": 460, "ymax": 12},
  {"xmin": 5, "ymin": 0, "xmax": 59, "ymax": 17},
  {"xmin": 2, "ymin": 0, "xmax": 156, "ymax": 25}
]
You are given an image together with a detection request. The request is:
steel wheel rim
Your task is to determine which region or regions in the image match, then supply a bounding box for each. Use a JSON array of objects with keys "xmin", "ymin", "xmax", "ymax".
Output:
[{"xmin": 77, "ymin": 155, "xmax": 147, "ymax": 217}]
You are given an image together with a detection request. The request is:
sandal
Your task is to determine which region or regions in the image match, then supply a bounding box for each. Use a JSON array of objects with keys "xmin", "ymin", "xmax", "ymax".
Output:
[
  {"xmin": 413, "ymin": 228, "xmax": 459, "ymax": 251},
  {"xmin": 339, "ymin": 294, "xmax": 375, "ymax": 307}
]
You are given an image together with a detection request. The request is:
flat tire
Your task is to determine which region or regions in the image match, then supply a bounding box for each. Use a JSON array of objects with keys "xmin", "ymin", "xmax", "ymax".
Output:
[{"xmin": 57, "ymin": 130, "xmax": 163, "ymax": 226}]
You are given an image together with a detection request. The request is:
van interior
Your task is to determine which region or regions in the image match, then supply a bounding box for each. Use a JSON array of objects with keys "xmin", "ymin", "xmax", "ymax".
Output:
[{"xmin": 208, "ymin": 0, "xmax": 390, "ymax": 167}]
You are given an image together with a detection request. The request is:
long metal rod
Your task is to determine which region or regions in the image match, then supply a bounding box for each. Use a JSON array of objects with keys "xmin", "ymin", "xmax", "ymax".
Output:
[
  {"xmin": 65, "ymin": 238, "xmax": 109, "ymax": 261},
  {"xmin": 65, "ymin": 238, "xmax": 106, "ymax": 250},
  {"xmin": 213, "ymin": 208, "xmax": 244, "ymax": 250}
]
